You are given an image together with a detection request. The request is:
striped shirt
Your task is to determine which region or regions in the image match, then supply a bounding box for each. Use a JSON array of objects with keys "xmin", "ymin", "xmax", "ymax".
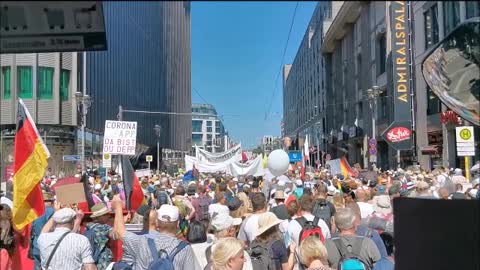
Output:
[
  {"xmin": 38, "ymin": 227, "xmax": 94, "ymax": 270},
  {"xmin": 122, "ymin": 230, "xmax": 201, "ymax": 270}
]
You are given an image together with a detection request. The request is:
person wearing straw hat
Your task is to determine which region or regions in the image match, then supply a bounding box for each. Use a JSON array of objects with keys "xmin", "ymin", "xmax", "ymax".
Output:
[
  {"xmin": 249, "ymin": 212, "xmax": 296, "ymax": 270},
  {"xmin": 270, "ymin": 190, "xmax": 290, "ymax": 221},
  {"xmin": 83, "ymin": 203, "xmax": 114, "ymax": 270}
]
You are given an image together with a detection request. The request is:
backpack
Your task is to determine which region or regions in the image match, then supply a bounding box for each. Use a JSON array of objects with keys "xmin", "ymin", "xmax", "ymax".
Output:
[
  {"xmin": 83, "ymin": 224, "xmax": 106, "ymax": 263},
  {"xmin": 312, "ymin": 199, "xmax": 333, "ymax": 229},
  {"xmin": 146, "ymin": 238, "xmax": 188, "ymax": 270},
  {"xmin": 196, "ymin": 196, "xmax": 210, "ymax": 221},
  {"xmin": 296, "ymin": 216, "xmax": 325, "ymax": 244},
  {"xmin": 248, "ymin": 240, "xmax": 277, "ymax": 270},
  {"xmin": 333, "ymin": 237, "xmax": 370, "ymax": 270}
]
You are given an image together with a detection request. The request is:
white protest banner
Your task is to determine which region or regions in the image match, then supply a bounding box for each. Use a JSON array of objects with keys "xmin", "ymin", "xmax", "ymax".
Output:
[{"xmin": 103, "ymin": 120, "xmax": 137, "ymax": 155}]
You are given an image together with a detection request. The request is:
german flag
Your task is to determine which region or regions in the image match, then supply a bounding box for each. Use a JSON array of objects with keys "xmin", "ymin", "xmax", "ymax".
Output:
[
  {"xmin": 12, "ymin": 99, "xmax": 50, "ymax": 230},
  {"xmin": 120, "ymin": 155, "xmax": 146, "ymax": 211}
]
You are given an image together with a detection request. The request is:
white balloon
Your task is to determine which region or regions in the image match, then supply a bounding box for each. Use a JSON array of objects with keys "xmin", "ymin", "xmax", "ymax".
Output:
[{"xmin": 267, "ymin": 149, "xmax": 290, "ymax": 177}]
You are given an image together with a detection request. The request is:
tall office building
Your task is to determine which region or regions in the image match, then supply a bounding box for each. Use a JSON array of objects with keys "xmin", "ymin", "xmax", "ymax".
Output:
[
  {"xmin": 85, "ymin": 2, "xmax": 192, "ymax": 165},
  {"xmin": 282, "ymin": 1, "xmax": 343, "ymax": 160},
  {"xmin": 1, "ymin": 1, "xmax": 192, "ymax": 176}
]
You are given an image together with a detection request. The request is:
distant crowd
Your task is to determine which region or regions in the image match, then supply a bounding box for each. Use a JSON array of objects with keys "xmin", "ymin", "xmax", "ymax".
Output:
[{"xmin": 1, "ymin": 162, "xmax": 479, "ymax": 270}]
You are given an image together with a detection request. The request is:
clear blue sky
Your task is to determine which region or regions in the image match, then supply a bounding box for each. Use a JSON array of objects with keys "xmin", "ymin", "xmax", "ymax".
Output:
[{"xmin": 191, "ymin": 1, "xmax": 317, "ymax": 149}]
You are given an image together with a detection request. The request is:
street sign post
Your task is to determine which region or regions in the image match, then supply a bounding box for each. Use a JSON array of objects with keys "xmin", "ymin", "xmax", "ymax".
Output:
[
  {"xmin": 456, "ymin": 126, "xmax": 475, "ymax": 181},
  {"xmin": 146, "ymin": 155, "xmax": 153, "ymax": 170},
  {"xmin": 63, "ymin": 155, "xmax": 81, "ymax": 162},
  {"xmin": 102, "ymin": 153, "xmax": 111, "ymax": 168}
]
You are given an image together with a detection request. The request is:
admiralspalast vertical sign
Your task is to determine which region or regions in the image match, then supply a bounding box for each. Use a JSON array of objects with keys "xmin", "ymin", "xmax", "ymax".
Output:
[{"xmin": 382, "ymin": 1, "xmax": 413, "ymax": 151}]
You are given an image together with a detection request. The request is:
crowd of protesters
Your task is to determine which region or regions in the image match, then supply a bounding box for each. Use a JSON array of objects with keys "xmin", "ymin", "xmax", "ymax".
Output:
[{"xmin": 0, "ymin": 162, "xmax": 479, "ymax": 270}]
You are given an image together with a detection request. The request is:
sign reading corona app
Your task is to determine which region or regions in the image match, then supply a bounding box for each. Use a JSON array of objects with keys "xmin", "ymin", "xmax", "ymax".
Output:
[{"xmin": 103, "ymin": 120, "xmax": 137, "ymax": 155}]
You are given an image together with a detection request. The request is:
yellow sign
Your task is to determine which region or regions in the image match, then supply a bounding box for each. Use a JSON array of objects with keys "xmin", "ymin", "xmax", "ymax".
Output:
[
  {"xmin": 103, "ymin": 153, "xmax": 111, "ymax": 160},
  {"xmin": 460, "ymin": 128, "xmax": 472, "ymax": 140},
  {"xmin": 146, "ymin": 155, "xmax": 153, "ymax": 162}
]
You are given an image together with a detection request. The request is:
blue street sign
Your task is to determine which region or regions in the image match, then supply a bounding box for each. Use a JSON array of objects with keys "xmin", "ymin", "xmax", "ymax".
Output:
[
  {"xmin": 63, "ymin": 155, "xmax": 81, "ymax": 162},
  {"xmin": 288, "ymin": 151, "xmax": 302, "ymax": 163}
]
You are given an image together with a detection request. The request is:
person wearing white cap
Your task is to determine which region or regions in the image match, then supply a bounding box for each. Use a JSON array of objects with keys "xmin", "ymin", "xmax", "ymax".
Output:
[
  {"xmin": 204, "ymin": 213, "xmax": 253, "ymax": 270},
  {"xmin": 111, "ymin": 195, "xmax": 201, "ymax": 270},
  {"xmin": 38, "ymin": 207, "xmax": 96, "ymax": 270}
]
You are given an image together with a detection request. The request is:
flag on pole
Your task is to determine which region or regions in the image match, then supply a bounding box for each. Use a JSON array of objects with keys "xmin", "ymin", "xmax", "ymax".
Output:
[
  {"xmin": 12, "ymin": 99, "xmax": 50, "ymax": 230},
  {"xmin": 304, "ymin": 135, "xmax": 310, "ymax": 161},
  {"xmin": 262, "ymin": 153, "xmax": 268, "ymax": 169},
  {"xmin": 120, "ymin": 155, "xmax": 146, "ymax": 211}
]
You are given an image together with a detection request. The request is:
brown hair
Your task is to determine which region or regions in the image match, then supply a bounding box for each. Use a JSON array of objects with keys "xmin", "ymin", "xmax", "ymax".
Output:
[
  {"xmin": 298, "ymin": 194, "xmax": 315, "ymax": 212},
  {"xmin": 287, "ymin": 200, "xmax": 300, "ymax": 217},
  {"xmin": 251, "ymin": 192, "xmax": 266, "ymax": 212},
  {"xmin": 214, "ymin": 191, "xmax": 225, "ymax": 203}
]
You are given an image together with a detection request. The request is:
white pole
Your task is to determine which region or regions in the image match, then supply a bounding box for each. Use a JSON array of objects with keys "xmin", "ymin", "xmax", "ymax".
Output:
[{"xmin": 81, "ymin": 51, "xmax": 87, "ymax": 175}]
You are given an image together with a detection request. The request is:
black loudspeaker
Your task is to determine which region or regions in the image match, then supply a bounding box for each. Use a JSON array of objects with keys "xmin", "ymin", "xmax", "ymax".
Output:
[{"xmin": 393, "ymin": 198, "xmax": 479, "ymax": 270}]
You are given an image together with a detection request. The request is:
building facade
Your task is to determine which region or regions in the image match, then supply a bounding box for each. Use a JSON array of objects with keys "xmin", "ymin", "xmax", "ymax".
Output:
[
  {"xmin": 86, "ymin": 1, "xmax": 192, "ymax": 151},
  {"xmin": 1, "ymin": 1, "xmax": 192, "ymax": 177},
  {"xmin": 191, "ymin": 103, "xmax": 228, "ymax": 153},
  {"xmin": 284, "ymin": 1, "xmax": 479, "ymax": 171},
  {"xmin": 1, "ymin": 52, "xmax": 81, "ymax": 177},
  {"xmin": 283, "ymin": 1, "xmax": 343, "ymax": 157},
  {"xmin": 413, "ymin": 1, "xmax": 480, "ymax": 170}
]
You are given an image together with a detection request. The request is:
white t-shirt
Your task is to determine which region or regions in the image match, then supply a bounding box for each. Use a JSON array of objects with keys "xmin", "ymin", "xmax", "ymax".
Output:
[
  {"xmin": 357, "ymin": 202, "xmax": 374, "ymax": 219},
  {"xmin": 238, "ymin": 213, "xmax": 261, "ymax": 243},
  {"xmin": 286, "ymin": 213, "xmax": 331, "ymax": 247},
  {"xmin": 208, "ymin": 203, "xmax": 230, "ymax": 218},
  {"xmin": 286, "ymin": 213, "xmax": 331, "ymax": 270}
]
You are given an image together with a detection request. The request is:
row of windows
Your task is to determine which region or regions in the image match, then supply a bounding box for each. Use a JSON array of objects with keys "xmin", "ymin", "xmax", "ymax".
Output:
[
  {"xmin": 1, "ymin": 66, "xmax": 70, "ymax": 101},
  {"xmin": 425, "ymin": 2, "xmax": 480, "ymax": 50},
  {"xmin": 192, "ymin": 119, "xmax": 223, "ymax": 133}
]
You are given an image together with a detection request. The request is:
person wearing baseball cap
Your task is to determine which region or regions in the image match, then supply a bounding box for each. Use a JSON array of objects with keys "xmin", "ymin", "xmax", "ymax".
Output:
[{"xmin": 111, "ymin": 195, "xmax": 201, "ymax": 270}]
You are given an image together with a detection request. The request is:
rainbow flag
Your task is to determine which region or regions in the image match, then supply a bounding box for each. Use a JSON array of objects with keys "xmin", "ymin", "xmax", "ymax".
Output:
[
  {"xmin": 326, "ymin": 156, "xmax": 357, "ymax": 179},
  {"xmin": 12, "ymin": 99, "xmax": 50, "ymax": 230}
]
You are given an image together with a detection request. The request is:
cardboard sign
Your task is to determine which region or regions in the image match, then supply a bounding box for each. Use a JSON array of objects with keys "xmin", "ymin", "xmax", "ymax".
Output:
[
  {"xmin": 103, "ymin": 120, "xmax": 137, "ymax": 155},
  {"xmin": 54, "ymin": 183, "xmax": 87, "ymax": 205}
]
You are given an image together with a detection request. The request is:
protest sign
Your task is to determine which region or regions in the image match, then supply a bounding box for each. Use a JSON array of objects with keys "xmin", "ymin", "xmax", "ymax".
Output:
[
  {"xmin": 103, "ymin": 120, "xmax": 137, "ymax": 155},
  {"xmin": 55, "ymin": 183, "xmax": 87, "ymax": 205}
]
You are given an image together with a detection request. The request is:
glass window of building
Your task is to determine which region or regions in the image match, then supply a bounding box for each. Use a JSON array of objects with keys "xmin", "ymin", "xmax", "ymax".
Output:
[
  {"xmin": 207, "ymin": 126, "xmax": 212, "ymax": 132},
  {"xmin": 427, "ymin": 86, "xmax": 442, "ymax": 115},
  {"xmin": 38, "ymin": 67, "xmax": 54, "ymax": 99},
  {"xmin": 443, "ymin": 1, "xmax": 460, "ymax": 35},
  {"xmin": 192, "ymin": 134, "xmax": 202, "ymax": 145},
  {"xmin": 17, "ymin": 66, "xmax": 33, "ymax": 99},
  {"xmin": 206, "ymin": 120, "xmax": 212, "ymax": 127},
  {"xmin": 2, "ymin": 67, "xmax": 11, "ymax": 99},
  {"xmin": 466, "ymin": 1, "xmax": 480, "ymax": 19},
  {"xmin": 424, "ymin": 4, "xmax": 439, "ymax": 49},
  {"xmin": 377, "ymin": 34, "xmax": 386, "ymax": 75},
  {"xmin": 192, "ymin": 120, "xmax": 202, "ymax": 132},
  {"xmin": 60, "ymin": 69, "xmax": 70, "ymax": 101},
  {"xmin": 216, "ymin": 126, "xmax": 220, "ymax": 133},
  {"xmin": 207, "ymin": 134, "xmax": 212, "ymax": 141}
]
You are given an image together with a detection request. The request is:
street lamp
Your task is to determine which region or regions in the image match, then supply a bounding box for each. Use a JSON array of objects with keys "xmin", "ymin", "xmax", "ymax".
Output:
[
  {"xmin": 75, "ymin": 91, "xmax": 93, "ymax": 174},
  {"xmin": 154, "ymin": 124, "xmax": 161, "ymax": 174},
  {"xmin": 366, "ymin": 86, "xmax": 382, "ymax": 167}
]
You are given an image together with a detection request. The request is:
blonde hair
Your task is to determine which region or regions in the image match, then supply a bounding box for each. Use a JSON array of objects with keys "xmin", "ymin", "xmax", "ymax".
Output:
[
  {"xmin": 211, "ymin": 237, "xmax": 244, "ymax": 270},
  {"xmin": 299, "ymin": 236, "xmax": 329, "ymax": 266},
  {"xmin": 332, "ymin": 193, "xmax": 345, "ymax": 209}
]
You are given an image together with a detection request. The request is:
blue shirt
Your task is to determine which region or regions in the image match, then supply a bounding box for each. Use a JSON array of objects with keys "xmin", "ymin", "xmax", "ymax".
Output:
[
  {"xmin": 31, "ymin": 206, "xmax": 55, "ymax": 255},
  {"xmin": 373, "ymin": 257, "xmax": 395, "ymax": 270},
  {"xmin": 356, "ymin": 225, "xmax": 388, "ymax": 258}
]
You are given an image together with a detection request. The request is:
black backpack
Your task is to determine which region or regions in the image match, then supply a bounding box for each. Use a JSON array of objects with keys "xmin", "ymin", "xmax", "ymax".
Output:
[
  {"xmin": 248, "ymin": 240, "xmax": 277, "ymax": 270},
  {"xmin": 312, "ymin": 199, "xmax": 333, "ymax": 229}
]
